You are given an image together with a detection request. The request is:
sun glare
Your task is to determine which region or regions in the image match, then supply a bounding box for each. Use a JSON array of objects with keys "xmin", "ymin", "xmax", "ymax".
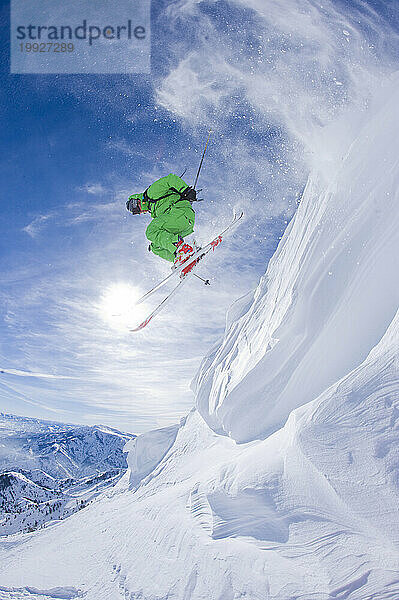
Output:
[{"xmin": 99, "ymin": 282, "xmax": 148, "ymax": 330}]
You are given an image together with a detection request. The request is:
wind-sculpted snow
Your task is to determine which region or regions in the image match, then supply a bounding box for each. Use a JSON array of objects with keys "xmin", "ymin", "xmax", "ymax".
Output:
[
  {"xmin": 194, "ymin": 75, "xmax": 399, "ymax": 443},
  {"xmin": 126, "ymin": 422, "xmax": 180, "ymax": 488}
]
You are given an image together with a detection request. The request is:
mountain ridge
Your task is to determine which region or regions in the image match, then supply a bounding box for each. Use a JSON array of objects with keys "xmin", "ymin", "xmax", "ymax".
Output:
[{"xmin": 0, "ymin": 412, "xmax": 135, "ymax": 535}]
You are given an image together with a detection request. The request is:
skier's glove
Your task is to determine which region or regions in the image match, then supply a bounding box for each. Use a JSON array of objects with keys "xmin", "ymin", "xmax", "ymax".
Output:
[{"xmin": 182, "ymin": 187, "xmax": 197, "ymax": 202}]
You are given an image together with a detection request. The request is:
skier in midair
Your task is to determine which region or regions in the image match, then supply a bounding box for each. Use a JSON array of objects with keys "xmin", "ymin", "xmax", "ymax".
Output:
[{"xmin": 126, "ymin": 173, "xmax": 197, "ymax": 268}]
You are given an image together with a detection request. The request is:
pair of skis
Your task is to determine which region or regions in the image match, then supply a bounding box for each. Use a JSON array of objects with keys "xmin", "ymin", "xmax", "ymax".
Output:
[{"xmin": 130, "ymin": 212, "xmax": 244, "ymax": 332}]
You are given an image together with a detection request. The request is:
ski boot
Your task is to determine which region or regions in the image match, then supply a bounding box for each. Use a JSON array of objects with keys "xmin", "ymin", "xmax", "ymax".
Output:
[{"xmin": 172, "ymin": 237, "xmax": 198, "ymax": 270}]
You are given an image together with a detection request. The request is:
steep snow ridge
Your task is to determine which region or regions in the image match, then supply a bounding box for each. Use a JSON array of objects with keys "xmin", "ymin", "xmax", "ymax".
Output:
[{"xmin": 194, "ymin": 75, "xmax": 399, "ymax": 443}]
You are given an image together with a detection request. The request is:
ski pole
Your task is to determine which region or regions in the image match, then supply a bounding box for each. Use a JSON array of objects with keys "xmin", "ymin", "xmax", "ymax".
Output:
[
  {"xmin": 193, "ymin": 130, "xmax": 212, "ymax": 190},
  {"xmin": 193, "ymin": 273, "xmax": 210, "ymax": 285}
]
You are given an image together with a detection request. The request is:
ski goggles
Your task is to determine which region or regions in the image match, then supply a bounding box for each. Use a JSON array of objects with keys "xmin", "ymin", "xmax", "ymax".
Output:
[
  {"xmin": 127, "ymin": 195, "xmax": 143, "ymax": 215},
  {"xmin": 128, "ymin": 195, "xmax": 140, "ymax": 208}
]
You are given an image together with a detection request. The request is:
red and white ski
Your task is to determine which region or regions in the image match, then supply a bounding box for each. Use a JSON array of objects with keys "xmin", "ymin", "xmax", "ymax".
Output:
[{"xmin": 130, "ymin": 212, "xmax": 243, "ymax": 332}]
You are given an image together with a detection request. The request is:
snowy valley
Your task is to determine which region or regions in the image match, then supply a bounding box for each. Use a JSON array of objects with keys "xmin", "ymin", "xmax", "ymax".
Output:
[
  {"xmin": 0, "ymin": 72, "xmax": 398, "ymax": 600},
  {"xmin": 0, "ymin": 413, "xmax": 134, "ymax": 535}
]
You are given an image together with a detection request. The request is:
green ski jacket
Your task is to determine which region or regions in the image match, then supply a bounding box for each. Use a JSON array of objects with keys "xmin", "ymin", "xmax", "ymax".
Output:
[{"xmin": 129, "ymin": 173, "xmax": 195, "ymax": 262}]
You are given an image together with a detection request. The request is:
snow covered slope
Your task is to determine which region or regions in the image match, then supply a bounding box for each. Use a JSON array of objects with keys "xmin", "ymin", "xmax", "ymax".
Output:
[{"xmin": 0, "ymin": 78, "xmax": 398, "ymax": 599}]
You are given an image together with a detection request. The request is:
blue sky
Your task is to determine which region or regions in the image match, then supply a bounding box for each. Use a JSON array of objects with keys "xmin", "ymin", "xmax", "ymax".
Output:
[{"xmin": 0, "ymin": 0, "xmax": 396, "ymax": 434}]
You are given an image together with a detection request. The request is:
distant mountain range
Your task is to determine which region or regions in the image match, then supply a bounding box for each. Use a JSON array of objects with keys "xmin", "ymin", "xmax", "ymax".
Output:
[{"xmin": 0, "ymin": 412, "xmax": 135, "ymax": 535}]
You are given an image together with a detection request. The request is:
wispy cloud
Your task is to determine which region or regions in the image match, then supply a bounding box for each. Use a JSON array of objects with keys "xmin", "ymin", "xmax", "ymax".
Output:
[
  {"xmin": 22, "ymin": 215, "xmax": 52, "ymax": 238},
  {"xmin": 0, "ymin": 368, "xmax": 75, "ymax": 380},
  {"xmin": 107, "ymin": 139, "xmax": 148, "ymax": 160},
  {"xmin": 78, "ymin": 182, "xmax": 108, "ymax": 195},
  {"xmin": 22, "ymin": 198, "xmax": 120, "ymax": 238}
]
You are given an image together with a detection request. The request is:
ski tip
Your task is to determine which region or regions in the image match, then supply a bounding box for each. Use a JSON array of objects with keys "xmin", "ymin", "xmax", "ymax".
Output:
[{"xmin": 130, "ymin": 315, "xmax": 152, "ymax": 332}]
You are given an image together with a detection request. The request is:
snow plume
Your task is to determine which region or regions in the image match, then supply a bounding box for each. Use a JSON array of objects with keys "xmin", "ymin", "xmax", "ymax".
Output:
[
  {"xmin": 157, "ymin": 0, "xmax": 395, "ymax": 147},
  {"xmin": 156, "ymin": 0, "xmax": 397, "ymax": 207},
  {"xmin": 152, "ymin": 0, "xmax": 399, "ymax": 296}
]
